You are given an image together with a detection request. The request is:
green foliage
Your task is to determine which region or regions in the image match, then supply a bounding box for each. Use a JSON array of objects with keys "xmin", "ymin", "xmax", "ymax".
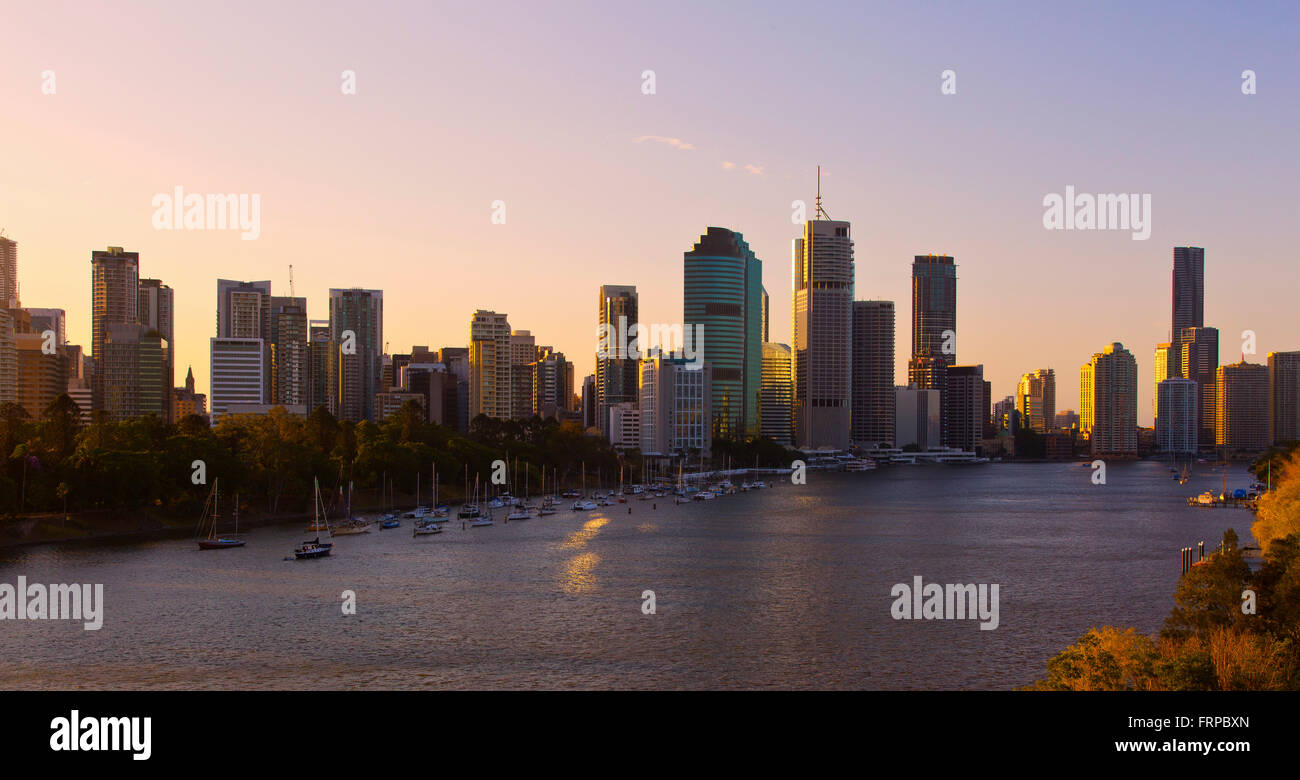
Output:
[{"xmin": 0, "ymin": 403, "xmax": 621, "ymax": 517}]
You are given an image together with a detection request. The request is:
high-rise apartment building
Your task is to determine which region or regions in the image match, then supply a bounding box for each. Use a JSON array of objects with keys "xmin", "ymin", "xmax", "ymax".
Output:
[
  {"xmin": 15, "ymin": 332, "xmax": 69, "ymax": 418},
  {"xmin": 1179, "ymin": 326, "xmax": 1219, "ymax": 449},
  {"xmin": 269, "ymin": 296, "xmax": 309, "ymax": 407},
  {"xmin": 1171, "ymin": 247, "xmax": 1204, "ymax": 375},
  {"xmin": 1216, "ymin": 361, "xmax": 1268, "ymax": 453},
  {"xmin": 1156, "ymin": 377, "xmax": 1198, "ymax": 454},
  {"xmin": 90, "ymin": 247, "xmax": 140, "ymax": 410},
  {"xmin": 792, "ymin": 205, "xmax": 853, "ymax": 450},
  {"xmin": 329, "ymin": 288, "xmax": 383, "ymax": 422},
  {"xmin": 469, "ymin": 310, "xmax": 512, "ymax": 420},
  {"xmin": 684, "ymin": 227, "xmax": 762, "ymax": 438},
  {"xmin": 947, "ymin": 365, "xmax": 985, "ymax": 454},
  {"xmin": 1153, "ymin": 342, "xmax": 1175, "ymax": 420},
  {"xmin": 850, "ymin": 300, "xmax": 895, "ymax": 447},
  {"xmin": 638, "ymin": 355, "xmax": 712, "ymax": 457},
  {"xmin": 509, "ymin": 330, "xmax": 539, "ymax": 420},
  {"xmin": 0, "ymin": 236, "xmax": 17, "ymax": 308},
  {"xmin": 1081, "ymin": 342, "xmax": 1137, "ymax": 456},
  {"xmin": 101, "ymin": 323, "xmax": 168, "ymax": 421},
  {"xmin": 1267, "ymin": 351, "xmax": 1300, "ymax": 444}
]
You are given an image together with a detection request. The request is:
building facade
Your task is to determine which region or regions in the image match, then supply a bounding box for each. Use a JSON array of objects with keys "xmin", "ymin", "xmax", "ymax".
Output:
[
  {"xmin": 851, "ymin": 300, "xmax": 895, "ymax": 447},
  {"xmin": 1081, "ymin": 342, "xmax": 1138, "ymax": 456},
  {"xmin": 792, "ymin": 218, "xmax": 853, "ymax": 449}
]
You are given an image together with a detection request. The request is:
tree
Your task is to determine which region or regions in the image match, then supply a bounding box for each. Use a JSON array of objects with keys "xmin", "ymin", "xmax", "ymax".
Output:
[
  {"xmin": 1162, "ymin": 529, "xmax": 1252, "ymax": 641},
  {"xmin": 1252, "ymin": 452, "xmax": 1300, "ymax": 554}
]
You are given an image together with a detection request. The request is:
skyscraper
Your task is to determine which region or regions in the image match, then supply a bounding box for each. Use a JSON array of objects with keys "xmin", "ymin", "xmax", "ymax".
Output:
[
  {"xmin": 469, "ymin": 309, "xmax": 512, "ymax": 420},
  {"xmin": 329, "ymin": 288, "xmax": 384, "ymax": 422},
  {"xmin": 138, "ymin": 278, "xmax": 174, "ymax": 422},
  {"xmin": 101, "ymin": 323, "xmax": 167, "ymax": 422},
  {"xmin": 1267, "ymin": 351, "xmax": 1300, "ymax": 444},
  {"xmin": 270, "ymin": 296, "xmax": 309, "ymax": 407},
  {"xmin": 0, "ymin": 236, "xmax": 16, "ymax": 308},
  {"xmin": 596, "ymin": 285, "xmax": 638, "ymax": 436},
  {"xmin": 760, "ymin": 342, "xmax": 793, "ymax": 445},
  {"xmin": 850, "ymin": 300, "xmax": 895, "ymax": 447},
  {"xmin": 307, "ymin": 320, "xmax": 336, "ymax": 415},
  {"xmin": 638, "ymin": 355, "xmax": 712, "ymax": 458},
  {"xmin": 510, "ymin": 330, "xmax": 539, "ymax": 420},
  {"xmin": 1081, "ymin": 342, "xmax": 1137, "ymax": 456},
  {"xmin": 1180, "ymin": 325, "xmax": 1219, "ymax": 449},
  {"xmin": 792, "ymin": 179, "xmax": 853, "ymax": 450},
  {"xmin": 1156, "ymin": 377, "xmax": 1198, "ymax": 454},
  {"xmin": 1216, "ymin": 361, "xmax": 1268, "ymax": 453},
  {"xmin": 896, "ymin": 384, "xmax": 940, "ymax": 451},
  {"xmin": 947, "ymin": 365, "xmax": 985, "ymax": 454},
  {"xmin": 684, "ymin": 227, "xmax": 763, "ymax": 438},
  {"xmin": 908, "ymin": 255, "xmax": 957, "ymax": 446},
  {"xmin": 1016, "ymin": 369, "xmax": 1056, "ymax": 433},
  {"xmin": 1171, "ymin": 246, "xmax": 1205, "ymax": 375},
  {"xmin": 91, "ymin": 246, "xmax": 140, "ymax": 410}
]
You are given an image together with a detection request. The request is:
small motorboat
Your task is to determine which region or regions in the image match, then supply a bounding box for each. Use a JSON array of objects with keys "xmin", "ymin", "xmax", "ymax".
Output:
[
  {"xmin": 413, "ymin": 520, "xmax": 442, "ymax": 536},
  {"xmin": 294, "ymin": 538, "xmax": 333, "ymax": 559},
  {"xmin": 470, "ymin": 517, "xmax": 494, "ymax": 528},
  {"xmin": 506, "ymin": 509, "xmax": 530, "ymax": 521},
  {"xmin": 380, "ymin": 518, "xmax": 401, "ymax": 529}
]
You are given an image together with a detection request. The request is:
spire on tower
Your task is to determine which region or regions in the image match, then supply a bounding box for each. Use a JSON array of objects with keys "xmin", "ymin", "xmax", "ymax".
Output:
[{"xmin": 814, "ymin": 165, "xmax": 832, "ymax": 220}]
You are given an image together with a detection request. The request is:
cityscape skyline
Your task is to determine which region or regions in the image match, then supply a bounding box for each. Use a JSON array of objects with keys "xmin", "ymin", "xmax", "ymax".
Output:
[{"xmin": 4, "ymin": 1, "xmax": 1298, "ymax": 427}]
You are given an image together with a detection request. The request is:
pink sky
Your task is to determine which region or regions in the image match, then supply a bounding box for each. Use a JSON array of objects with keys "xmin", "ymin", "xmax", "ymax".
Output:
[{"xmin": 3, "ymin": 1, "xmax": 1297, "ymax": 426}]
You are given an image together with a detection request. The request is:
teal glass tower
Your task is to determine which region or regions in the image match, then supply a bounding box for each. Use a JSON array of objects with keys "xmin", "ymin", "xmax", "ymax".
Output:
[{"xmin": 684, "ymin": 227, "xmax": 763, "ymax": 438}]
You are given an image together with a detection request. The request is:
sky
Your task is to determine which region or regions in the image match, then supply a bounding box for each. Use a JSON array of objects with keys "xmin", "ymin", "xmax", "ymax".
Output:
[{"xmin": 2, "ymin": 0, "xmax": 1297, "ymax": 426}]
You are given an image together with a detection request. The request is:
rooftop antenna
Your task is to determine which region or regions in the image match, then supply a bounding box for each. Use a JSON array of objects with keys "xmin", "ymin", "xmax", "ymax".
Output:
[
  {"xmin": 814, "ymin": 165, "xmax": 832, "ymax": 220},
  {"xmin": 288, "ymin": 264, "xmax": 295, "ymax": 297}
]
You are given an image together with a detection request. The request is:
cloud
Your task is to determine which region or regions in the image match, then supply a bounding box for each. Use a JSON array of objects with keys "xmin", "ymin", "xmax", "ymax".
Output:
[
  {"xmin": 633, "ymin": 135, "xmax": 695, "ymax": 151},
  {"xmin": 744, "ymin": 164, "xmax": 765, "ymax": 175}
]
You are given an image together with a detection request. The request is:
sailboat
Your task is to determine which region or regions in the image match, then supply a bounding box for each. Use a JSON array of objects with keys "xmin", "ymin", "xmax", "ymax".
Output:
[
  {"xmin": 459, "ymin": 472, "xmax": 482, "ymax": 519},
  {"xmin": 507, "ymin": 463, "xmax": 531, "ymax": 520},
  {"xmin": 431, "ymin": 462, "xmax": 449, "ymax": 518},
  {"xmin": 306, "ymin": 477, "xmax": 331, "ymax": 531},
  {"xmin": 331, "ymin": 482, "xmax": 373, "ymax": 534},
  {"xmin": 196, "ymin": 479, "xmax": 246, "ymax": 549}
]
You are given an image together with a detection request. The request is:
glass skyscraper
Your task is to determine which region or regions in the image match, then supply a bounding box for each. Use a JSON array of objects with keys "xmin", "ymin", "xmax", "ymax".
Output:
[{"xmin": 684, "ymin": 227, "xmax": 762, "ymax": 438}]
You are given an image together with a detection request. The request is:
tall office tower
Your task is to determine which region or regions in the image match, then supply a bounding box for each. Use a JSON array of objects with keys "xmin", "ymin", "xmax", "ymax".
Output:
[
  {"xmin": 209, "ymin": 338, "xmax": 264, "ymax": 424},
  {"xmin": 596, "ymin": 285, "xmax": 639, "ymax": 436},
  {"xmin": 1156, "ymin": 377, "xmax": 1198, "ymax": 454},
  {"xmin": 138, "ymin": 279, "xmax": 175, "ymax": 422},
  {"xmin": 908, "ymin": 255, "xmax": 957, "ymax": 445},
  {"xmin": 947, "ymin": 365, "xmax": 985, "ymax": 453},
  {"xmin": 14, "ymin": 332, "xmax": 68, "ymax": 418},
  {"xmin": 1179, "ymin": 326, "xmax": 1219, "ymax": 449},
  {"xmin": 173, "ymin": 366, "xmax": 208, "ymax": 421},
  {"xmin": 269, "ymin": 296, "xmax": 309, "ymax": 407},
  {"xmin": 684, "ymin": 227, "xmax": 763, "ymax": 438},
  {"xmin": 509, "ymin": 330, "xmax": 539, "ymax": 419},
  {"xmin": 792, "ymin": 184, "xmax": 853, "ymax": 450},
  {"xmin": 1216, "ymin": 361, "xmax": 1269, "ymax": 453},
  {"xmin": 90, "ymin": 247, "xmax": 140, "ymax": 410},
  {"xmin": 761, "ymin": 286, "xmax": 770, "ymax": 344},
  {"xmin": 850, "ymin": 300, "xmax": 896, "ymax": 447},
  {"xmin": 1153, "ymin": 342, "xmax": 1175, "ymax": 421},
  {"xmin": 1268, "ymin": 351, "xmax": 1300, "ymax": 444},
  {"xmin": 27, "ymin": 308, "xmax": 67, "ymax": 345},
  {"xmin": 638, "ymin": 355, "xmax": 712, "ymax": 458},
  {"xmin": 896, "ymin": 384, "xmax": 941, "ymax": 451},
  {"xmin": 1016, "ymin": 369, "xmax": 1056, "ymax": 433},
  {"xmin": 760, "ymin": 342, "xmax": 794, "ymax": 445},
  {"xmin": 1080, "ymin": 342, "xmax": 1138, "ymax": 456},
  {"xmin": 1171, "ymin": 246, "xmax": 1205, "ymax": 375},
  {"xmin": 101, "ymin": 324, "xmax": 168, "ymax": 421},
  {"xmin": 582, "ymin": 374, "xmax": 597, "ymax": 430},
  {"xmin": 530, "ymin": 349, "xmax": 572, "ymax": 420},
  {"xmin": 0, "ymin": 236, "xmax": 16, "ymax": 307},
  {"xmin": 329, "ymin": 288, "xmax": 383, "ymax": 422},
  {"xmin": 438, "ymin": 346, "xmax": 471, "ymax": 433},
  {"xmin": 307, "ymin": 320, "xmax": 336, "ymax": 414},
  {"xmin": 468, "ymin": 310, "xmax": 512, "ymax": 420}
]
